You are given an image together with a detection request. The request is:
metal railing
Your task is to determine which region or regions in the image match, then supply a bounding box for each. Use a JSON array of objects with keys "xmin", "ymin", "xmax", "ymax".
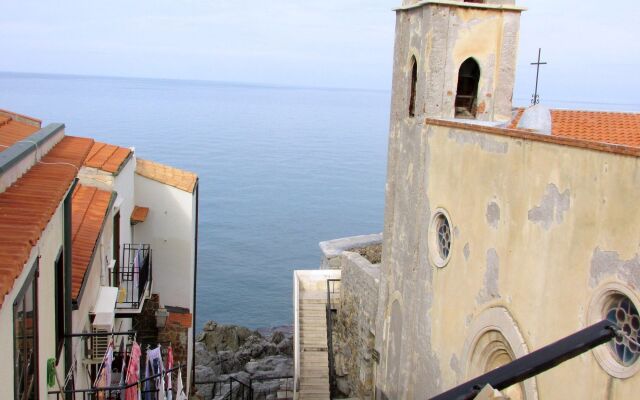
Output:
[
  {"xmin": 48, "ymin": 365, "xmax": 180, "ymax": 400},
  {"xmin": 251, "ymin": 376, "xmax": 293, "ymax": 400},
  {"xmin": 326, "ymin": 278, "xmax": 341, "ymax": 399},
  {"xmin": 115, "ymin": 244, "xmax": 152, "ymax": 310},
  {"xmin": 195, "ymin": 376, "xmax": 253, "ymax": 400},
  {"xmin": 195, "ymin": 375, "xmax": 292, "ymax": 400}
]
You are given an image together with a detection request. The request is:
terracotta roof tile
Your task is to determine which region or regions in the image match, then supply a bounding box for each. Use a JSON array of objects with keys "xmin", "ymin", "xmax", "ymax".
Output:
[
  {"xmin": 136, "ymin": 158, "xmax": 197, "ymax": 193},
  {"xmin": 83, "ymin": 141, "xmax": 132, "ymax": 174},
  {"xmin": 0, "ymin": 136, "xmax": 94, "ymax": 308},
  {"xmin": 130, "ymin": 206, "xmax": 149, "ymax": 225},
  {"xmin": 508, "ymin": 108, "xmax": 640, "ymax": 148},
  {"xmin": 550, "ymin": 110, "xmax": 640, "ymax": 148},
  {"xmin": 71, "ymin": 184, "xmax": 113, "ymax": 301},
  {"xmin": 0, "ymin": 116, "xmax": 41, "ymax": 153},
  {"xmin": 166, "ymin": 312, "xmax": 192, "ymax": 329}
]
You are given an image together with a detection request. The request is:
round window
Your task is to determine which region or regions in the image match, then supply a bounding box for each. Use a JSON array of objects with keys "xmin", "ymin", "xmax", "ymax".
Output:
[
  {"xmin": 429, "ymin": 209, "xmax": 453, "ymax": 268},
  {"xmin": 606, "ymin": 295, "xmax": 640, "ymax": 366},
  {"xmin": 589, "ymin": 283, "xmax": 640, "ymax": 378}
]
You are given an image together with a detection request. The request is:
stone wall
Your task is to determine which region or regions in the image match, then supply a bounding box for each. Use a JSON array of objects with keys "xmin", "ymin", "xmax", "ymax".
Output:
[
  {"xmin": 333, "ymin": 251, "xmax": 380, "ymax": 399},
  {"xmin": 319, "ymin": 233, "xmax": 382, "ymax": 270},
  {"xmin": 133, "ymin": 294, "xmax": 191, "ymax": 382}
]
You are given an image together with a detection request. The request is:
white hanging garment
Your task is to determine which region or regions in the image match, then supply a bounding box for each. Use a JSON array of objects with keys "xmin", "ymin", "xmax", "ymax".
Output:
[
  {"xmin": 158, "ymin": 374, "xmax": 166, "ymax": 400},
  {"xmin": 175, "ymin": 369, "xmax": 188, "ymax": 400}
]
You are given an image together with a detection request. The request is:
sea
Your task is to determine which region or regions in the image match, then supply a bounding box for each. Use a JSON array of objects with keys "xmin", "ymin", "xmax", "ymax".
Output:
[
  {"xmin": 3, "ymin": 72, "xmax": 636, "ymax": 331},
  {"xmin": 0, "ymin": 72, "xmax": 390, "ymax": 330}
]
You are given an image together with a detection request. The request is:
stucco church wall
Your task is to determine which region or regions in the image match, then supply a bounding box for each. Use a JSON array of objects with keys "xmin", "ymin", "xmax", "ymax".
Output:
[
  {"xmin": 375, "ymin": 119, "xmax": 640, "ymax": 399},
  {"xmin": 333, "ymin": 251, "xmax": 380, "ymax": 399}
]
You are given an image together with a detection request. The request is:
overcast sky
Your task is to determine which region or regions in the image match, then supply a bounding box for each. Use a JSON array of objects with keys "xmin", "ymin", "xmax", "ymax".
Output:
[{"xmin": 1, "ymin": 0, "xmax": 638, "ymax": 108}]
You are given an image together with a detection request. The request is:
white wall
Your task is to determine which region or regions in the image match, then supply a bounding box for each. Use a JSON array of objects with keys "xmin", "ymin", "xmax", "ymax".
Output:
[
  {"xmin": 134, "ymin": 173, "xmax": 196, "ymax": 394},
  {"xmin": 0, "ymin": 203, "xmax": 64, "ymax": 399},
  {"xmin": 113, "ymin": 156, "xmax": 135, "ymax": 263},
  {"xmin": 133, "ymin": 175, "xmax": 195, "ymax": 311}
]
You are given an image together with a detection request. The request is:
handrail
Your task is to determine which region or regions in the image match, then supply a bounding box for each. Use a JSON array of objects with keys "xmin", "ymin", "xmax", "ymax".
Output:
[
  {"xmin": 430, "ymin": 320, "xmax": 618, "ymax": 400},
  {"xmin": 326, "ymin": 278, "xmax": 341, "ymax": 398},
  {"xmin": 194, "ymin": 375, "xmax": 253, "ymax": 400},
  {"xmin": 196, "ymin": 375, "xmax": 292, "ymax": 400}
]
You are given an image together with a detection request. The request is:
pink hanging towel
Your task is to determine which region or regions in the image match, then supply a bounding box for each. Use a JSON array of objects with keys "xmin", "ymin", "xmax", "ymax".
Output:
[
  {"xmin": 166, "ymin": 346, "xmax": 174, "ymax": 400},
  {"xmin": 125, "ymin": 342, "xmax": 142, "ymax": 400}
]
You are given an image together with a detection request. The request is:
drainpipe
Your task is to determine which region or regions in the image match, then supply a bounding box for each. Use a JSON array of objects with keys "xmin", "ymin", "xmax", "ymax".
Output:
[
  {"xmin": 191, "ymin": 179, "xmax": 199, "ymax": 394},
  {"xmin": 63, "ymin": 178, "xmax": 77, "ymax": 398}
]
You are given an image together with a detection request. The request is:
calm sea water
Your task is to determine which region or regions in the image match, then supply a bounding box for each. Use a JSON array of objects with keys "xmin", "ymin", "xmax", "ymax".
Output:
[{"xmin": 0, "ymin": 72, "xmax": 389, "ymax": 330}]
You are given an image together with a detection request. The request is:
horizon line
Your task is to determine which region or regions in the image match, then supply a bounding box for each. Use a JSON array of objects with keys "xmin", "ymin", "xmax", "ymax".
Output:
[{"xmin": 0, "ymin": 70, "xmax": 392, "ymax": 94}]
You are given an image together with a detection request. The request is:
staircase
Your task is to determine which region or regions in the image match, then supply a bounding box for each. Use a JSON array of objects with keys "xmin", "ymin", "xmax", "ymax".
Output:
[{"xmin": 298, "ymin": 294, "xmax": 330, "ymax": 400}]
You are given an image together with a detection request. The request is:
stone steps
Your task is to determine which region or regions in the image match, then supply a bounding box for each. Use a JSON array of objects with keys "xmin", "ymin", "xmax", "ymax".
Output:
[{"xmin": 297, "ymin": 289, "xmax": 331, "ymax": 400}]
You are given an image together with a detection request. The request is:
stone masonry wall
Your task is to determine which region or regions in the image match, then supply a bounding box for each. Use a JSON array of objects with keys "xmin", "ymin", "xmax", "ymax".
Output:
[{"xmin": 333, "ymin": 251, "xmax": 380, "ymax": 399}]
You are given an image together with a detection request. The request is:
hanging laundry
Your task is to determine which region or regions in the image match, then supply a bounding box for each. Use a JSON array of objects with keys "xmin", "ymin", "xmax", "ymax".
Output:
[
  {"xmin": 175, "ymin": 368, "xmax": 188, "ymax": 400},
  {"xmin": 119, "ymin": 338, "xmax": 127, "ymax": 399},
  {"xmin": 94, "ymin": 344, "xmax": 113, "ymax": 400},
  {"xmin": 94, "ymin": 343, "xmax": 114, "ymax": 387},
  {"xmin": 125, "ymin": 342, "xmax": 142, "ymax": 400},
  {"xmin": 166, "ymin": 346, "xmax": 174, "ymax": 400},
  {"xmin": 145, "ymin": 346, "xmax": 164, "ymax": 400},
  {"xmin": 158, "ymin": 373, "xmax": 166, "ymax": 400}
]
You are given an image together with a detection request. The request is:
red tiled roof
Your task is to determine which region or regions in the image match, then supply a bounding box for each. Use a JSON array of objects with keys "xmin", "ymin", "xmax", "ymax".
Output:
[
  {"xmin": 84, "ymin": 141, "xmax": 132, "ymax": 174},
  {"xmin": 0, "ymin": 115, "xmax": 41, "ymax": 153},
  {"xmin": 136, "ymin": 158, "xmax": 198, "ymax": 193},
  {"xmin": 0, "ymin": 136, "xmax": 94, "ymax": 308},
  {"xmin": 550, "ymin": 110, "xmax": 640, "ymax": 148},
  {"xmin": 509, "ymin": 108, "xmax": 640, "ymax": 148},
  {"xmin": 130, "ymin": 206, "xmax": 149, "ymax": 225},
  {"xmin": 166, "ymin": 312, "xmax": 193, "ymax": 329},
  {"xmin": 71, "ymin": 184, "xmax": 113, "ymax": 301}
]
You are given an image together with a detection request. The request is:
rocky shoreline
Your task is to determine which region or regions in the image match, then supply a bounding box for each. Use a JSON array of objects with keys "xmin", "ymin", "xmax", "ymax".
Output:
[{"xmin": 194, "ymin": 321, "xmax": 294, "ymax": 399}]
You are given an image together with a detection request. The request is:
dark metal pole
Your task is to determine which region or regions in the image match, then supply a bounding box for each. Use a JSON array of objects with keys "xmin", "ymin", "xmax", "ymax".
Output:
[
  {"xmin": 192, "ymin": 178, "xmax": 199, "ymax": 395},
  {"xmin": 533, "ymin": 48, "xmax": 541, "ymax": 104},
  {"xmin": 63, "ymin": 178, "xmax": 78, "ymax": 399},
  {"xmin": 430, "ymin": 320, "xmax": 618, "ymax": 400}
]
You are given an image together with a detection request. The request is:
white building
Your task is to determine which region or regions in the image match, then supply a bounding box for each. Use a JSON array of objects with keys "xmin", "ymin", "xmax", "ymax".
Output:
[{"xmin": 0, "ymin": 108, "xmax": 198, "ymax": 399}]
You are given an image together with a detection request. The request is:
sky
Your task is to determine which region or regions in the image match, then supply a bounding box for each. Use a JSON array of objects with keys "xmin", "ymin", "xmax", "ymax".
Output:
[{"xmin": 1, "ymin": 0, "xmax": 639, "ymax": 108}]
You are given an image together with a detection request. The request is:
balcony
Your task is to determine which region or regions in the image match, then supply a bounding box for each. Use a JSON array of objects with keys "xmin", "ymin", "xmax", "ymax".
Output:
[{"xmin": 114, "ymin": 244, "xmax": 152, "ymax": 314}]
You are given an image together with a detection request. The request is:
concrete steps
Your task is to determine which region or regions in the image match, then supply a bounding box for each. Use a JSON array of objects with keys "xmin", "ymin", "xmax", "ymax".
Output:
[{"xmin": 297, "ymin": 292, "xmax": 331, "ymax": 399}]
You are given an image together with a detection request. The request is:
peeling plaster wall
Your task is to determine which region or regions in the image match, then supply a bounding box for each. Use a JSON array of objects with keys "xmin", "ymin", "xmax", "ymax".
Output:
[{"xmin": 376, "ymin": 119, "xmax": 640, "ymax": 398}]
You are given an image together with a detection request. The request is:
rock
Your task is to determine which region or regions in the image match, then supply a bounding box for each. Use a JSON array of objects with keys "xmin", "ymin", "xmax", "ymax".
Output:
[
  {"xmin": 276, "ymin": 337, "xmax": 292, "ymax": 356},
  {"xmin": 201, "ymin": 321, "xmax": 258, "ymax": 353},
  {"xmin": 195, "ymin": 342, "xmax": 212, "ymax": 366},
  {"xmin": 195, "ymin": 321, "xmax": 294, "ymax": 392},
  {"xmin": 270, "ymin": 331, "xmax": 285, "ymax": 344},
  {"xmin": 337, "ymin": 376, "xmax": 351, "ymax": 397},
  {"xmin": 203, "ymin": 321, "xmax": 217, "ymax": 331}
]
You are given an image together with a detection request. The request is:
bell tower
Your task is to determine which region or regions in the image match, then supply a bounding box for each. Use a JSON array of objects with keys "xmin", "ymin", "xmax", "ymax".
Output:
[{"xmin": 390, "ymin": 0, "xmax": 525, "ymax": 122}]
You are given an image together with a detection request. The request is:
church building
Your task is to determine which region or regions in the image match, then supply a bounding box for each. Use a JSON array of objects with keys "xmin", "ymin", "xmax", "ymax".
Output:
[{"xmin": 295, "ymin": 1, "xmax": 640, "ymax": 399}]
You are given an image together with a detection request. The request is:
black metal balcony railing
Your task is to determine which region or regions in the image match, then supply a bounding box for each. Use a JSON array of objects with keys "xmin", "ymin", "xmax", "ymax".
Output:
[
  {"xmin": 115, "ymin": 244, "xmax": 152, "ymax": 310},
  {"xmin": 48, "ymin": 365, "xmax": 180, "ymax": 400}
]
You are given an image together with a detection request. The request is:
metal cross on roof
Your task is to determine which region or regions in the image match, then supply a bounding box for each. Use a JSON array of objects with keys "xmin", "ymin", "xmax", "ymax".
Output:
[{"xmin": 531, "ymin": 48, "xmax": 547, "ymax": 105}]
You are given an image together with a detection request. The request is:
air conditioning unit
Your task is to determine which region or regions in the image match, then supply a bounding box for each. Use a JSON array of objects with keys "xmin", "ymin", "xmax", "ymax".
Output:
[
  {"xmin": 91, "ymin": 323, "xmax": 112, "ymax": 361},
  {"xmin": 88, "ymin": 287, "xmax": 118, "ymax": 361}
]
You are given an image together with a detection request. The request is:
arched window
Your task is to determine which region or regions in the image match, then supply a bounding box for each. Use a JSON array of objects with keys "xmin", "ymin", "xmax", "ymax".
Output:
[
  {"xmin": 455, "ymin": 58, "xmax": 481, "ymax": 118},
  {"xmin": 409, "ymin": 56, "xmax": 417, "ymax": 117}
]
